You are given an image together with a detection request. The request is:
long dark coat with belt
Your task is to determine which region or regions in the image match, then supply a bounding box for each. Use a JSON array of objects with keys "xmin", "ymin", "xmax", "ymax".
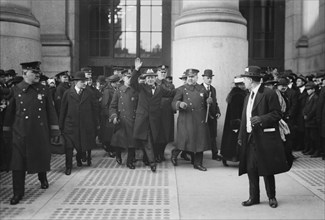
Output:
[
  {"xmin": 220, "ymin": 86, "xmax": 247, "ymax": 161},
  {"xmin": 109, "ymin": 85, "xmax": 138, "ymax": 148},
  {"xmin": 172, "ymin": 84, "xmax": 211, "ymax": 153},
  {"xmin": 3, "ymin": 81, "xmax": 59, "ymax": 173},
  {"xmin": 238, "ymin": 85, "xmax": 289, "ymax": 176},
  {"xmin": 59, "ymin": 87, "xmax": 99, "ymax": 152},
  {"xmin": 156, "ymin": 78, "xmax": 175, "ymax": 144},
  {"xmin": 130, "ymin": 70, "xmax": 175, "ymax": 142},
  {"xmin": 317, "ymin": 87, "xmax": 325, "ymax": 137}
]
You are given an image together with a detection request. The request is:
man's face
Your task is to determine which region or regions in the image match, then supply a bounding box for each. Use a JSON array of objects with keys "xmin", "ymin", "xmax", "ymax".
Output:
[
  {"xmin": 186, "ymin": 75, "xmax": 198, "ymax": 85},
  {"xmin": 76, "ymin": 80, "xmax": 87, "ymax": 89},
  {"xmin": 85, "ymin": 71, "xmax": 92, "ymax": 79},
  {"xmin": 5, "ymin": 75, "xmax": 12, "ymax": 82},
  {"xmin": 322, "ymin": 78, "xmax": 325, "ymax": 87},
  {"xmin": 123, "ymin": 75, "xmax": 131, "ymax": 86},
  {"xmin": 243, "ymin": 77, "xmax": 253, "ymax": 90},
  {"xmin": 157, "ymin": 69, "xmax": 167, "ymax": 80},
  {"xmin": 277, "ymin": 84, "xmax": 287, "ymax": 93},
  {"xmin": 296, "ymin": 78, "xmax": 304, "ymax": 87},
  {"xmin": 306, "ymin": 88, "xmax": 315, "ymax": 95},
  {"xmin": 145, "ymin": 76, "xmax": 156, "ymax": 86},
  {"xmin": 23, "ymin": 70, "xmax": 40, "ymax": 84},
  {"xmin": 60, "ymin": 75, "xmax": 69, "ymax": 83},
  {"xmin": 313, "ymin": 78, "xmax": 322, "ymax": 85},
  {"xmin": 86, "ymin": 78, "xmax": 93, "ymax": 86},
  {"xmin": 203, "ymin": 76, "xmax": 212, "ymax": 85},
  {"xmin": 111, "ymin": 81, "xmax": 119, "ymax": 89}
]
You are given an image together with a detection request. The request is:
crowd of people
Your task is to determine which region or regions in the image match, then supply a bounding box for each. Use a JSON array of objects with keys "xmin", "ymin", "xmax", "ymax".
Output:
[{"xmin": 0, "ymin": 58, "xmax": 324, "ymax": 208}]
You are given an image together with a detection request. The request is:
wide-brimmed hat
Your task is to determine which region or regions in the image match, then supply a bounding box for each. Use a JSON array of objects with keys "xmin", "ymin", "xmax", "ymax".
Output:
[
  {"xmin": 143, "ymin": 69, "xmax": 158, "ymax": 78},
  {"xmin": 72, "ymin": 71, "xmax": 87, "ymax": 81},
  {"xmin": 275, "ymin": 77, "xmax": 289, "ymax": 86},
  {"xmin": 241, "ymin": 66, "xmax": 263, "ymax": 78},
  {"xmin": 305, "ymin": 81, "xmax": 317, "ymax": 90},
  {"xmin": 202, "ymin": 69, "xmax": 214, "ymax": 78}
]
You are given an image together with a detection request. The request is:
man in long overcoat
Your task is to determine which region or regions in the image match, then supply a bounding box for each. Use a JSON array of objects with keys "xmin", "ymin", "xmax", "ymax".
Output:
[
  {"xmin": 59, "ymin": 71, "xmax": 99, "ymax": 175},
  {"xmin": 3, "ymin": 61, "xmax": 60, "ymax": 205},
  {"xmin": 171, "ymin": 69, "xmax": 212, "ymax": 171},
  {"xmin": 155, "ymin": 65, "xmax": 175, "ymax": 162},
  {"xmin": 130, "ymin": 58, "xmax": 175, "ymax": 172},
  {"xmin": 238, "ymin": 66, "xmax": 289, "ymax": 208},
  {"xmin": 109, "ymin": 71, "xmax": 139, "ymax": 169},
  {"xmin": 317, "ymin": 77, "xmax": 325, "ymax": 160},
  {"xmin": 201, "ymin": 69, "xmax": 221, "ymax": 160},
  {"xmin": 54, "ymin": 71, "xmax": 70, "ymax": 116}
]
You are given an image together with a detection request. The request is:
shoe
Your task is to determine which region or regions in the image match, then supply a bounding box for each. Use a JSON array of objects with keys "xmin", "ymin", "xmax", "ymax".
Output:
[
  {"xmin": 269, "ymin": 198, "xmax": 278, "ymax": 208},
  {"xmin": 171, "ymin": 156, "xmax": 177, "ymax": 166},
  {"xmin": 150, "ymin": 164, "xmax": 157, "ymax": 172},
  {"xmin": 116, "ymin": 154, "xmax": 122, "ymax": 165},
  {"xmin": 77, "ymin": 160, "xmax": 82, "ymax": 167},
  {"xmin": 127, "ymin": 163, "xmax": 135, "ymax": 169},
  {"xmin": 81, "ymin": 152, "xmax": 87, "ymax": 162},
  {"xmin": 222, "ymin": 159, "xmax": 229, "ymax": 167},
  {"xmin": 193, "ymin": 164, "xmax": 207, "ymax": 171},
  {"xmin": 180, "ymin": 152, "xmax": 191, "ymax": 161},
  {"xmin": 212, "ymin": 154, "xmax": 222, "ymax": 161},
  {"xmin": 65, "ymin": 168, "xmax": 72, "ymax": 175},
  {"xmin": 108, "ymin": 151, "xmax": 116, "ymax": 158},
  {"xmin": 155, "ymin": 154, "xmax": 162, "ymax": 163},
  {"xmin": 305, "ymin": 149, "xmax": 315, "ymax": 155},
  {"xmin": 241, "ymin": 198, "xmax": 260, "ymax": 206},
  {"xmin": 40, "ymin": 179, "xmax": 49, "ymax": 189},
  {"xmin": 311, "ymin": 151, "xmax": 321, "ymax": 158},
  {"xmin": 10, "ymin": 195, "xmax": 23, "ymax": 205}
]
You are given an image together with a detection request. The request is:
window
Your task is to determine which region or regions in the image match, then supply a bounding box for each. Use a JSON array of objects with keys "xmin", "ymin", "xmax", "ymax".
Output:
[{"xmin": 87, "ymin": 0, "xmax": 163, "ymax": 58}]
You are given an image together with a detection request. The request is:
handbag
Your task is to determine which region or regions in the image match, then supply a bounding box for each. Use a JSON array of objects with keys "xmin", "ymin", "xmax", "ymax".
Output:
[{"xmin": 50, "ymin": 135, "xmax": 65, "ymax": 154}]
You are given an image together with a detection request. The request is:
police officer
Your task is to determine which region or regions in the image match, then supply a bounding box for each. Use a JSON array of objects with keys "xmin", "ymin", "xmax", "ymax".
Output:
[
  {"xmin": 171, "ymin": 69, "xmax": 212, "ymax": 171},
  {"xmin": 2, "ymin": 61, "xmax": 60, "ymax": 205}
]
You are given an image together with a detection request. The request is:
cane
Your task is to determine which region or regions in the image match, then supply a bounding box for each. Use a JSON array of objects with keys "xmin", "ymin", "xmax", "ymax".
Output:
[{"xmin": 205, "ymin": 91, "xmax": 211, "ymax": 123}]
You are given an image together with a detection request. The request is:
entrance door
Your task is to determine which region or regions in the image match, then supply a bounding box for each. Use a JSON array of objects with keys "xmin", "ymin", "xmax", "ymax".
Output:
[{"xmin": 80, "ymin": 0, "xmax": 171, "ymax": 77}]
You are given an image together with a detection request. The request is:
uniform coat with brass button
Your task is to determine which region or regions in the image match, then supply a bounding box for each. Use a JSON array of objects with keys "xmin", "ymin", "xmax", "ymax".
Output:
[
  {"xmin": 3, "ymin": 81, "xmax": 59, "ymax": 173},
  {"xmin": 109, "ymin": 85, "xmax": 138, "ymax": 148},
  {"xmin": 59, "ymin": 86, "xmax": 99, "ymax": 152},
  {"xmin": 238, "ymin": 85, "xmax": 289, "ymax": 176},
  {"xmin": 172, "ymin": 84, "xmax": 211, "ymax": 153}
]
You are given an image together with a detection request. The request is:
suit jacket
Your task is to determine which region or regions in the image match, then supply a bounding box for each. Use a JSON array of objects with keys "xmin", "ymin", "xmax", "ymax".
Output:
[
  {"xmin": 202, "ymin": 84, "xmax": 220, "ymax": 138},
  {"xmin": 238, "ymin": 85, "xmax": 289, "ymax": 176},
  {"xmin": 130, "ymin": 70, "xmax": 175, "ymax": 142}
]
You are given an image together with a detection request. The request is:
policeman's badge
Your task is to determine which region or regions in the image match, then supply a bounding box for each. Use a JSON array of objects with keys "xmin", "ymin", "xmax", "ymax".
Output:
[
  {"xmin": 200, "ymin": 93, "xmax": 204, "ymax": 97},
  {"xmin": 131, "ymin": 97, "xmax": 135, "ymax": 101},
  {"xmin": 37, "ymin": 94, "xmax": 43, "ymax": 100}
]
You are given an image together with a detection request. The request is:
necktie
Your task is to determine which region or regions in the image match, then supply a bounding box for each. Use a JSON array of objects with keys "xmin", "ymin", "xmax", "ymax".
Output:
[{"xmin": 78, "ymin": 89, "xmax": 83, "ymax": 95}]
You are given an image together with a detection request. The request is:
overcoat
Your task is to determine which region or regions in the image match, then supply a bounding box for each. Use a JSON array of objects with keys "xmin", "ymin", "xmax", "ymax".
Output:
[
  {"xmin": 54, "ymin": 82, "xmax": 70, "ymax": 115},
  {"xmin": 220, "ymin": 87, "xmax": 246, "ymax": 160},
  {"xmin": 109, "ymin": 85, "xmax": 138, "ymax": 148},
  {"xmin": 295, "ymin": 88, "xmax": 308, "ymax": 132},
  {"xmin": 130, "ymin": 70, "xmax": 175, "ymax": 142},
  {"xmin": 3, "ymin": 81, "xmax": 59, "ymax": 173},
  {"xmin": 100, "ymin": 84, "xmax": 116, "ymax": 144},
  {"xmin": 317, "ymin": 87, "xmax": 325, "ymax": 137},
  {"xmin": 172, "ymin": 84, "xmax": 211, "ymax": 153},
  {"xmin": 303, "ymin": 93, "xmax": 319, "ymax": 128},
  {"xmin": 156, "ymin": 78, "xmax": 175, "ymax": 144},
  {"xmin": 59, "ymin": 87, "xmax": 99, "ymax": 152},
  {"xmin": 238, "ymin": 85, "xmax": 289, "ymax": 176}
]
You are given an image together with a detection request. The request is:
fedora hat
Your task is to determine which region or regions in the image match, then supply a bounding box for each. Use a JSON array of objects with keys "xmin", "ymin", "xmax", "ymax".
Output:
[
  {"xmin": 241, "ymin": 66, "xmax": 263, "ymax": 78},
  {"xmin": 72, "ymin": 71, "xmax": 87, "ymax": 81}
]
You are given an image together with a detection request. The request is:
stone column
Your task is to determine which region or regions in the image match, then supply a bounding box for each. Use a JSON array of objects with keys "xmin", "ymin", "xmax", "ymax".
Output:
[
  {"xmin": 172, "ymin": 0, "xmax": 248, "ymax": 145},
  {"xmin": 0, "ymin": 0, "xmax": 41, "ymax": 72}
]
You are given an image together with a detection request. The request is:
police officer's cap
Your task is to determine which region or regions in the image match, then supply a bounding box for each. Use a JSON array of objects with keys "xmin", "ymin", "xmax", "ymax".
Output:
[
  {"xmin": 55, "ymin": 71, "xmax": 69, "ymax": 78},
  {"xmin": 20, "ymin": 61, "xmax": 41, "ymax": 71},
  {"xmin": 108, "ymin": 74, "xmax": 120, "ymax": 83},
  {"xmin": 5, "ymin": 69, "xmax": 17, "ymax": 77},
  {"xmin": 166, "ymin": 76, "xmax": 173, "ymax": 80},
  {"xmin": 157, "ymin": 65, "xmax": 168, "ymax": 71},
  {"xmin": 185, "ymin": 68, "xmax": 199, "ymax": 77}
]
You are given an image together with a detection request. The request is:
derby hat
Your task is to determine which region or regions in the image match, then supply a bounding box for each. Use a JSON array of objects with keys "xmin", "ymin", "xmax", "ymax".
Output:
[
  {"xmin": 275, "ymin": 77, "xmax": 289, "ymax": 86},
  {"xmin": 241, "ymin": 66, "xmax": 263, "ymax": 78},
  {"xmin": 72, "ymin": 71, "xmax": 87, "ymax": 81},
  {"xmin": 305, "ymin": 81, "xmax": 317, "ymax": 90},
  {"xmin": 202, "ymin": 69, "xmax": 214, "ymax": 78}
]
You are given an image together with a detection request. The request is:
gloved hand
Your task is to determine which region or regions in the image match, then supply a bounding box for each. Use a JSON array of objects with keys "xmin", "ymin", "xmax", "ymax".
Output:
[
  {"xmin": 206, "ymin": 97, "xmax": 213, "ymax": 104},
  {"xmin": 113, "ymin": 117, "xmax": 119, "ymax": 124},
  {"xmin": 251, "ymin": 116, "xmax": 262, "ymax": 126},
  {"xmin": 179, "ymin": 102, "xmax": 188, "ymax": 109}
]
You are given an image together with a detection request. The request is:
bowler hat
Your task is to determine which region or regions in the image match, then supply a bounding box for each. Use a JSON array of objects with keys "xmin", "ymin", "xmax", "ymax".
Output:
[
  {"xmin": 185, "ymin": 68, "xmax": 199, "ymax": 77},
  {"xmin": 108, "ymin": 74, "xmax": 120, "ymax": 83},
  {"xmin": 275, "ymin": 77, "xmax": 289, "ymax": 86},
  {"xmin": 143, "ymin": 69, "xmax": 158, "ymax": 78},
  {"xmin": 20, "ymin": 61, "xmax": 41, "ymax": 71},
  {"xmin": 305, "ymin": 81, "xmax": 317, "ymax": 90},
  {"xmin": 202, "ymin": 69, "xmax": 214, "ymax": 78},
  {"xmin": 0, "ymin": 69, "xmax": 6, "ymax": 76},
  {"xmin": 72, "ymin": 71, "xmax": 87, "ymax": 81},
  {"xmin": 241, "ymin": 66, "xmax": 263, "ymax": 78},
  {"xmin": 7, "ymin": 76, "xmax": 23, "ymax": 87}
]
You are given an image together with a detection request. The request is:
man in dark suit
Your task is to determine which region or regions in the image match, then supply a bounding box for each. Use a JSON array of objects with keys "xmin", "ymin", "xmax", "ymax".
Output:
[
  {"xmin": 201, "ymin": 69, "xmax": 221, "ymax": 160},
  {"xmin": 54, "ymin": 71, "xmax": 70, "ymax": 116},
  {"xmin": 130, "ymin": 58, "xmax": 175, "ymax": 172},
  {"xmin": 238, "ymin": 66, "xmax": 289, "ymax": 208},
  {"xmin": 3, "ymin": 61, "xmax": 60, "ymax": 205}
]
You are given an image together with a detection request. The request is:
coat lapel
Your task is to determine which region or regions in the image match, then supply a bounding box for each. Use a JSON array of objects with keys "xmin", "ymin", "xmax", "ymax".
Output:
[
  {"xmin": 252, "ymin": 85, "xmax": 264, "ymax": 111},
  {"xmin": 80, "ymin": 90, "xmax": 89, "ymax": 104}
]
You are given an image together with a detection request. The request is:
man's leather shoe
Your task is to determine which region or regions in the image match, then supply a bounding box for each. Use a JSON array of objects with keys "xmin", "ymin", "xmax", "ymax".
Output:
[
  {"xmin": 116, "ymin": 155, "xmax": 122, "ymax": 165},
  {"xmin": 40, "ymin": 179, "xmax": 49, "ymax": 189},
  {"xmin": 81, "ymin": 152, "xmax": 87, "ymax": 162},
  {"xmin": 155, "ymin": 155, "xmax": 162, "ymax": 163},
  {"xmin": 150, "ymin": 164, "xmax": 157, "ymax": 172},
  {"xmin": 10, "ymin": 195, "xmax": 23, "ymax": 205},
  {"xmin": 65, "ymin": 168, "xmax": 72, "ymax": 175},
  {"xmin": 311, "ymin": 151, "xmax": 321, "ymax": 158},
  {"xmin": 171, "ymin": 156, "xmax": 177, "ymax": 166},
  {"xmin": 241, "ymin": 198, "xmax": 260, "ymax": 206},
  {"xmin": 87, "ymin": 159, "xmax": 92, "ymax": 166},
  {"xmin": 77, "ymin": 160, "xmax": 82, "ymax": 167},
  {"xmin": 222, "ymin": 159, "xmax": 229, "ymax": 167},
  {"xmin": 180, "ymin": 152, "xmax": 191, "ymax": 161},
  {"xmin": 269, "ymin": 198, "xmax": 278, "ymax": 208},
  {"xmin": 127, "ymin": 163, "xmax": 135, "ymax": 169},
  {"xmin": 143, "ymin": 159, "xmax": 150, "ymax": 166},
  {"xmin": 193, "ymin": 164, "xmax": 207, "ymax": 171}
]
